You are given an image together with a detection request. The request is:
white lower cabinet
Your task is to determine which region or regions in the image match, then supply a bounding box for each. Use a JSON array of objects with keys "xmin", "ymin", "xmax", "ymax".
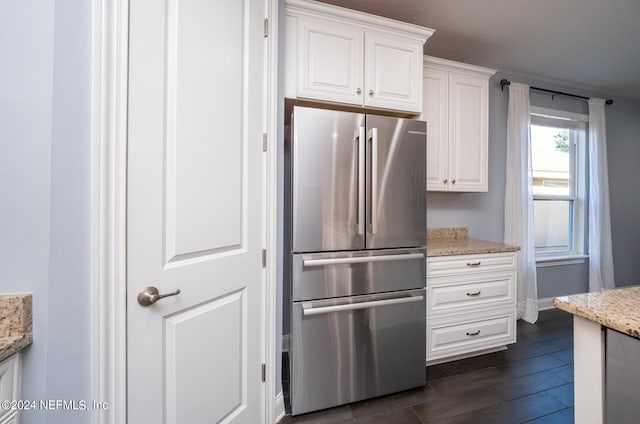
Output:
[
  {"xmin": 0, "ymin": 353, "xmax": 21, "ymax": 424},
  {"xmin": 427, "ymin": 252, "xmax": 517, "ymax": 362}
]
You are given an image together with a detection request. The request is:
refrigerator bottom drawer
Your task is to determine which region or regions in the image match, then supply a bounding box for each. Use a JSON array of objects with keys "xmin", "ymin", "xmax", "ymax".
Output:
[{"xmin": 289, "ymin": 290, "xmax": 426, "ymax": 415}]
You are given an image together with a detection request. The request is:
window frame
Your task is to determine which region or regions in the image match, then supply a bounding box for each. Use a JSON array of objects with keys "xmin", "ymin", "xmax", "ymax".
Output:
[{"xmin": 530, "ymin": 107, "xmax": 588, "ymax": 266}]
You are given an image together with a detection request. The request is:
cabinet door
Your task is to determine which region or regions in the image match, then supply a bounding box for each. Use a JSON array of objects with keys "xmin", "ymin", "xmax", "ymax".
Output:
[
  {"xmin": 364, "ymin": 31, "xmax": 422, "ymax": 113},
  {"xmin": 422, "ymin": 67, "xmax": 449, "ymax": 191},
  {"xmin": 447, "ymin": 73, "xmax": 489, "ymax": 192},
  {"xmin": 297, "ymin": 18, "xmax": 364, "ymax": 106}
]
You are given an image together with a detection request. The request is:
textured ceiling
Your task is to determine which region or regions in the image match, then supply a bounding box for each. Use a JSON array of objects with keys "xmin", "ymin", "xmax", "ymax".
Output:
[{"xmin": 315, "ymin": 0, "xmax": 640, "ymax": 100}]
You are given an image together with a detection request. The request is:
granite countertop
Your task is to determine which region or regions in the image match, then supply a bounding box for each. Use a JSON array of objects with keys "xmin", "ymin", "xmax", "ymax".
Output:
[
  {"xmin": 0, "ymin": 293, "xmax": 33, "ymax": 362},
  {"xmin": 426, "ymin": 227, "xmax": 520, "ymax": 257},
  {"xmin": 554, "ymin": 286, "xmax": 640, "ymax": 338}
]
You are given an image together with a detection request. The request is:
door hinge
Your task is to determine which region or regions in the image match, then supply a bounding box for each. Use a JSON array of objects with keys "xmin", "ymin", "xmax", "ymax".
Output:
[
  {"xmin": 263, "ymin": 18, "xmax": 269, "ymax": 38},
  {"xmin": 261, "ymin": 363, "xmax": 266, "ymax": 382},
  {"xmin": 262, "ymin": 133, "xmax": 267, "ymax": 152},
  {"xmin": 261, "ymin": 249, "xmax": 267, "ymax": 268}
]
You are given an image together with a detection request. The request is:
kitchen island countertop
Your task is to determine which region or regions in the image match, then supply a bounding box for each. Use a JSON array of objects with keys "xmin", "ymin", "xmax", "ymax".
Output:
[{"xmin": 554, "ymin": 286, "xmax": 640, "ymax": 338}]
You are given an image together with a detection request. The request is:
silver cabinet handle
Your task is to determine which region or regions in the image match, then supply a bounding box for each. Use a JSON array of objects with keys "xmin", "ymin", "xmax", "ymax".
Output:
[
  {"xmin": 467, "ymin": 262, "xmax": 481, "ymax": 267},
  {"xmin": 369, "ymin": 128, "xmax": 378, "ymax": 234},
  {"xmin": 466, "ymin": 291, "xmax": 481, "ymax": 297},
  {"xmin": 452, "ymin": 179, "xmax": 456, "ymax": 184},
  {"xmin": 356, "ymin": 88, "xmax": 362, "ymax": 94},
  {"xmin": 466, "ymin": 330, "xmax": 481, "ymax": 337},
  {"xmin": 443, "ymin": 179, "xmax": 448, "ymax": 184},
  {"xmin": 303, "ymin": 252, "xmax": 424, "ymax": 267},
  {"xmin": 302, "ymin": 295, "xmax": 423, "ymax": 316},
  {"xmin": 356, "ymin": 126, "xmax": 365, "ymax": 235},
  {"xmin": 369, "ymin": 89, "xmax": 374, "ymax": 95},
  {"xmin": 137, "ymin": 286, "xmax": 181, "ymax": 306}
]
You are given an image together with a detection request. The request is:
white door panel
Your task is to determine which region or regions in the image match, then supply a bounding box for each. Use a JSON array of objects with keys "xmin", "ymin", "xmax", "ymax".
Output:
[
  {"xmin": 297, "ymin": 17, "xmax": 363, "ymax": 105},
  {"xmin": 447, "ymin": 73, "xmax": 488, "ymax": 192},
  {"xmin": 127, "ymin": 0, "xmax": 265, "ymax": 422},
  {"xmin": 365, "ymin": 32, "xmax": 422, "ymax": 112}
]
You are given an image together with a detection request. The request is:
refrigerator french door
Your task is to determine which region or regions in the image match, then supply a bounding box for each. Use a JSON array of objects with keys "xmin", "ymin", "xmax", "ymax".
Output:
[
  {"xmin": 288, "ymin": 106, "xmax": 427, "ymax": 415},
  {"xmin": 291, "ymin": 106, "xmax": 426, "ymax": 252}
]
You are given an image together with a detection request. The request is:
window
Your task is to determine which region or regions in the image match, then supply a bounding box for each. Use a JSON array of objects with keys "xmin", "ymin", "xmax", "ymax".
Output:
[{"xmin": 530, "ymin": 107, "xmax": 587, "ymax": 263}]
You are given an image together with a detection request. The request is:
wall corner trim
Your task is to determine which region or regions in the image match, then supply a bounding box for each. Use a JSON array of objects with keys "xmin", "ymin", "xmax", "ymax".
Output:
[
  {"xmin": 275, "ymin": 391, "xmax": 286, "ymax": 423},
  {"xmin": 90, "ymin": 0, "xmax": 129, "ymax": 423}
]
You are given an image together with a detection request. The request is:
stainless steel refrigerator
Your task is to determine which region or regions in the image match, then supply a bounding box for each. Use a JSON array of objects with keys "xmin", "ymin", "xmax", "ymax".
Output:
[{"xmin": 287, "ymin": 106, "xmax": 427, "ymax": 415}]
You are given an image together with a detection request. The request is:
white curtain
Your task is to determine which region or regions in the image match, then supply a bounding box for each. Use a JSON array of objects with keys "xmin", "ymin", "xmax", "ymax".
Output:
[
  {"xmin": 504, "ymin": 83, "xmax": 538, "ymax": 324},
  {"xmin": 588, "ymin": 99, "xmax": 615, "ymax": 291}
]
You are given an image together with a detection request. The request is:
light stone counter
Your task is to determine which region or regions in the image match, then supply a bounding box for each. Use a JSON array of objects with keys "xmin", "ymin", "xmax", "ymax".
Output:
[
  {"xmin": 0, "ymin": 293, "xmax": 33, "ymax": 362},
  {"xmin": 426, "ymin": 227, "xmax": 520, "ymax": 257},
  {"xmin": 552, "ymin": 286, "xmax": 640, "ymax": 424},
  {"xmin": 554, "ymin": 286, "xmax": 640, "ymax": 338}
]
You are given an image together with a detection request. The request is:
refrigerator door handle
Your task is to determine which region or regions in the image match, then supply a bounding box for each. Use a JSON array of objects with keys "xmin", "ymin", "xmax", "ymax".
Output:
[
  {"xmin": 302, "ymin": 294, "xmax": 424, "ymax": 316},
  {"xmin": 303, "ymin": 252, "xmax": 424, "ymax": 267},
  {"xmin": 357, "ymin": 126, "xmax": 365, "ymax": 235},
  {"xmin": 369, "ymin": 128, "xmax": 378, "ymax": 234}
]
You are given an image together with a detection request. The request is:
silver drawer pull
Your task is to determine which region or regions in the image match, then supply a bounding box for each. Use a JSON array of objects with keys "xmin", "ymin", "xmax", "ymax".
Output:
[
  {"xmin": 466, "ymin": 330, "xmax": 481, "ymax": 337},
  {"xmin": 466, "ymin": 291, "xmax": 481, "ymax": 297},
  {"xmin": 303, "ymin": 252, "xmax": 423, "ymax": 267},
  {"xmin": 466, "ymin": 262, "xmax": 481, "ymax": 267},
  {"xmin": 302, "ymin": 295, "xmax": 424, "ymax": 316}
]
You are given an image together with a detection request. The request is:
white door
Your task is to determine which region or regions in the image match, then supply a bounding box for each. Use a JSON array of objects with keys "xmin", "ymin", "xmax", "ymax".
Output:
[{"xmin": 127, "ymin": 0, "xmax": 266, "ymax": 422}]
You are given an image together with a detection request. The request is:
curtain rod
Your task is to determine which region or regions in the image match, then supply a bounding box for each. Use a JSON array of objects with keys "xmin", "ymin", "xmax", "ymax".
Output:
[{"xmin": 499, "ymin": 79, "xmax": 614, "ymax": 105}]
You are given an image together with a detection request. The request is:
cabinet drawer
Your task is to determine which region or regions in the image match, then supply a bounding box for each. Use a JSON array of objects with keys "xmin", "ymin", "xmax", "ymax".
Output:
[
  {"xmin": 428, "ymin": 271, "xmax": 515, "ymax": 315},
  {"xmin": 427, "ymin": 309, "xmax": 515, "ymax": 361},
  {"xmin": 427, "ymin": 252, "xmax": 516, "ymax": 276}
]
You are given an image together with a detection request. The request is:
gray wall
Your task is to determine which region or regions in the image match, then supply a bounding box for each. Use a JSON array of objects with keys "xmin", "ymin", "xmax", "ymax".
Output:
[
  {"xmin": 606, "ymin": 97, "xmax": 640, "ymax": 287},
  {"xmin": 428, "ymin": 69, "xmax": 640, "ymax": 298},
  {"xmin": 0, "ymin": 1, "xmax": 91, "ymax": 423}
]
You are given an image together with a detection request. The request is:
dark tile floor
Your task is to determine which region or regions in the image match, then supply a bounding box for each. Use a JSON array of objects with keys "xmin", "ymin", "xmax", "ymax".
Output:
[{"xmin": 280, "ymin": 308, "xmax": 574, "ymax": 424}]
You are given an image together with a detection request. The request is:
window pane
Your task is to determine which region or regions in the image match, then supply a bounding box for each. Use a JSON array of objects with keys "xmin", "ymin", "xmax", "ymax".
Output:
[
  {"xmin": 531, "ymin": 125, "xmax": 571, "ymax": 196},
  {"xmin": 534, "ymin": 200, "xmax": 572, "ymax": 253}
]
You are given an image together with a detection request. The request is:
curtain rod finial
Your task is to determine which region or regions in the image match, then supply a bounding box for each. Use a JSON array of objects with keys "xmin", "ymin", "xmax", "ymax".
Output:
[
  {"xmin": 606, "ymin": 99, "xmax": 614, "ymax": 105},
  {"xmin": 500, "ymin": 79, "xmax": 511, "ymax": 92}
]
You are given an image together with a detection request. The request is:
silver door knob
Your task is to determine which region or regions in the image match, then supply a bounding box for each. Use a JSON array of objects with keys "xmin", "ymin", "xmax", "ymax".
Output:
[{"xmin": 137, "ymin": 286, "xmax": 181, "ymax": 306}]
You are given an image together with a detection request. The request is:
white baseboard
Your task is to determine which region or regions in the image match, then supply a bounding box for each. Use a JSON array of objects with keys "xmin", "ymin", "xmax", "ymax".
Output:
[
  {"xmin": 282, "ymin": 334, "xmax": 290, "ymax": 352},
  {"xmin": 275, "ymin": 391, "xmax": 285, "ymax": 423},
  {"xmin": 537, "ymin": 297, "xmax": 556, "ymax": 311}
]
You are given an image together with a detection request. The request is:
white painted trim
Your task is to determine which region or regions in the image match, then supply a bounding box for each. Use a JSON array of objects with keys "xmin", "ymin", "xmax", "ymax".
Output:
[
  {"xmin": 537, "ymin": 297, "xmax": 556, "ymax": 311},
  {"xmin": 424, "ymin": 55, "xmax": 497, "ymax": 78},
  {"xmin": 286, "ymin": 0, "xmax": 434, "ymax": 43},
  {"xmin": 536, "ymin": 257, "xmax": 587, "ymax": 268},
  {"xmin": 531, "ymin": 106, "xmax": 589, "ymax": 123},
  {"xmin": 275, "ymin": 391, "xmax": 286, "ymax": 423},
  {"xmin": 90, "ymin": 0, "xmax": 129, "ymax": 423},
  {"xmin": 425, "ymin": 345, "xmax": 507, "ymax": 366},
  {"xmin": 264, "ymin": 0, "xmax": 279, "ymax": 423},
  {"xmin": 282, "ymin": 334, "xmax": 290, "ymax": 352}
]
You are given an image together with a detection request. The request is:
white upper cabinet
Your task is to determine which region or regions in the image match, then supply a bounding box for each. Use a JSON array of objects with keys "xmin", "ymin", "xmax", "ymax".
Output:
[
  {"xmin": 422, "ymin": 57, "xmax": 496, "ymax": 192},
  {"xmin": 286, "ymin": 0, "xmax": 434, "ymax": 114},
  {"xmin": 365, "ymin": 32, "xmax": 423, "ymax": 111},
  {"xmin": 296, "ymin": 17, "xmax": 364, "ymax": 105}
]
